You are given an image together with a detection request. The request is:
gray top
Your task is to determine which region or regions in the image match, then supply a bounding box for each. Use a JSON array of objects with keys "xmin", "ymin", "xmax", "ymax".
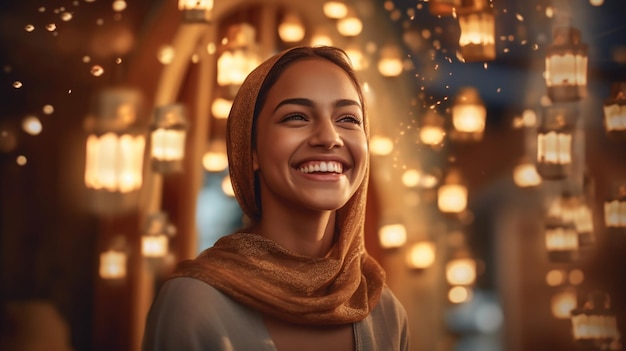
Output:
[{"xmin": 142, "ymin": 277, "xmax": 409, "ymax": 350}]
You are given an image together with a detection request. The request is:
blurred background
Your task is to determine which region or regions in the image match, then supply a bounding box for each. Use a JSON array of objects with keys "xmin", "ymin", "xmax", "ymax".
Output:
[{"xmin": 1, "ymin": 0, "xmax": 625, "ymax": 350}]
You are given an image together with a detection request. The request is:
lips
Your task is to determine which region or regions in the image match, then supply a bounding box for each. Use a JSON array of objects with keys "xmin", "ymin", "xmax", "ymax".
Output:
[{"xmin": 296, "ymin": 160, "xmax": 344, "ymax": 174}]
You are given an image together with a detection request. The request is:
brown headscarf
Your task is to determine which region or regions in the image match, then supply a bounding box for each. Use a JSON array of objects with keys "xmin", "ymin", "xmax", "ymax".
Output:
[{"xmin": 170, "ymin": 46, "xmax": 385, "ymax": 325}]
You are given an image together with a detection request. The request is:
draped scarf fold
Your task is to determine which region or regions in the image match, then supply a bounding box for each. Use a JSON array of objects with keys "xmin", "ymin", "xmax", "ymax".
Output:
[{"xmin": 169, "ymin": 46, "xmax": 386, "ymax": 325}]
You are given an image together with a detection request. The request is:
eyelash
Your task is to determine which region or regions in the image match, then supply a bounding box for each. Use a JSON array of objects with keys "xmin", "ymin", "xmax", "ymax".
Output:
[
  {"xmin": 339, "ymin": 115, "xmax": 362, "ymax": 125},
  {"xmin": 282, "ymin": 113, "xmax": 362, "ymax": 126},
  {"xmin": 282, "ymin": 113, "xmax": 308, "ymax": 122}
]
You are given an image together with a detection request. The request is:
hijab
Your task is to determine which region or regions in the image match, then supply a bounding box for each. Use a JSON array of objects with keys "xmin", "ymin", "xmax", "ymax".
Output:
[{"xmin": 170, "ymin": 46, "xmax": 385, "ymax": 325}]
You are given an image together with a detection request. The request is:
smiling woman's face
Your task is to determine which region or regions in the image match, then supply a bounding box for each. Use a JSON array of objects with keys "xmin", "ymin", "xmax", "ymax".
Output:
[{"xmin": 252, "ymin": 57, "xmax": 368, "ymax": 215}]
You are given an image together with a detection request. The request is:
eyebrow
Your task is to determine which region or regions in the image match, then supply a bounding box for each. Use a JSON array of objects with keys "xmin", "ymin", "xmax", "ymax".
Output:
[{"xmin": 273, "ymin": 98, "xmax": 362, "ymax": 112}]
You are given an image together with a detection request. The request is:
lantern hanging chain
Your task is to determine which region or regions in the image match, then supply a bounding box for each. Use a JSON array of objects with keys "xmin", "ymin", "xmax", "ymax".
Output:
[{"xmin": 552, "ymin": 0, "xmax": 572, "ymax": 27}]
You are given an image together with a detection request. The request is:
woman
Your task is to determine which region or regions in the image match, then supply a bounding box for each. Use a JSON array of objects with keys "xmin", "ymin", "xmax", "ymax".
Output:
[{"xmin": 142, "ymin": 46, "xmax": 409, "ymax": 351}]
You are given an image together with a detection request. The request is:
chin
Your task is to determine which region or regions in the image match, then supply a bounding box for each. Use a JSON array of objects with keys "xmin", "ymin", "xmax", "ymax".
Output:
[{"xmin": 305, "ymin": 198, "xmax": 351, "ymax": 212}]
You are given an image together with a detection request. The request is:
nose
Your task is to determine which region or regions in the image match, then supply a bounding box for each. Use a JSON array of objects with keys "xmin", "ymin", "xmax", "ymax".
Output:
[{"xmin": 309, "ymin": 118, "xmax": 343, "ymax": 149}]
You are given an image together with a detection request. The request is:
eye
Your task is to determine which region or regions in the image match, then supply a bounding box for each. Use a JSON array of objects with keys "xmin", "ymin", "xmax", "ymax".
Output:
[
  {"xmin": 281, "ymin": 113, "xmax": 308, "ymax": 122},
  {"xmin": 338, "ymin": 114, "xmax": 362, "ymax": 126}
]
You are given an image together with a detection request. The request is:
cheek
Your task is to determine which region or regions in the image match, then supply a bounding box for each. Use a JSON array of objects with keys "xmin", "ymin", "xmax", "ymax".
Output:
[{"xmin": 350, "ymin": 135, "xmax": 369, "ymax": 165}]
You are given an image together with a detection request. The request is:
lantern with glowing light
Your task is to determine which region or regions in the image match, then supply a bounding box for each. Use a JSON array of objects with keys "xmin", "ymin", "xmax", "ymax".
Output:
[
  {"xmin": 178, "ymin": 0, "xmax": 213, "ymax": 22},
  {"xmin": 310, "ymin": 28, "xmax": 334, "ymax": 47},
  {"xmin": 574, "ymin": 201, "xmax": 595, "ymax": 247},
  {"xmin": 336, "ymin": 8, "xmax": 362, "ymax": 37},
  {"xmin": 551, "ymin": 287, "xmax": 578, "ymax": 319},
  {"xmin": 323, "ymin": 1, "xmax": 348, "ymax": 19},
  {"xmin": 278, "ymin": 11, "xmax": 305, "ymax": 43},
  {"xmin": 428, "ymin": 0, "xmax": 461, "ymax": 16},
  {"xmin": 83, "ymin": 87, "xmax": 146, "ymax": 215},
  {"xmin": 438, "ymin": 168, "xmax": 468, "ymax": 214},
  {"xmin": 99, "ymin": 236, "xmax": 128, "ymax": 280},
  {"xmin": 544, "ymin": 217, "xmax": 579, "ymax": 263},
  {"xmin": 211, "ymin": 94, "xmax": 233, "ymax": 120},
  {"xmin": 547, "ymin": 192, "xmax": 595, "ymax": 247},
  {"xmin": 451, "ymin": 87, "xmax": 486, "ymax": 141},
  {"xmin": 603, "ymin": 82, "xmax": 626, "ymax": 141},
  {"xmin": 536, "ymin": 105, "xmax": 576, "ymax": 180},
  {"xmin": 142, "ymin": 212, "xmax": 176, "ymax": 258},
  {"xmin": 446, "ymin": 255, "xmax": 476, "ymax": 286},
  {"xmin": 99, "ymin": 249, "xmax": 127, "ymax": 280},
  {"xmin": 513, "ymin": 157, "xmax": 542, "ymax": 188},
  {"xmin": 344, "ymin": 43, "xmax": 366, "ymax": 71},
  {"xmin": 604, "ymin": 181, "xmax": 626, "ymax": 233},
  {"xmin": 419, "ymin": 110, "xmax": 446, "ymax": 147},
  {"xmin": 217, "ymin": 23, "xmax": 262, "ymax": 88},
  {"xmin": 378, "ymin": 223, "xmax": 407, "ymax": 249},
  {"xmin": 456, "ymin": 0, "xmax": 496, "ymax": 62},
  {"xmin": 377, "ymin": 44, "xmax": 404, "ymax": 78},
  {"xmin": 571, "ymin": 291, "xmax": 620, "ymax": 349},
  {"xmin": 151, "ymin": 104, "xmax": 189, "ymax": 173},
  {"xmin": 545, "ymin": 26, "xmax": 588, "ymax": 102},
  {"xmin": 202, "ymin": 138, "xmax": 228, "ymax": 173},
  {"xmin": 406, "ymin": 241, "xmax": 436, "ymax": 270}
]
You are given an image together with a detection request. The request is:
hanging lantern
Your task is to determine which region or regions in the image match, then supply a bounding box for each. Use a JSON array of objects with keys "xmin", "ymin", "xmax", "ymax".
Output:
[
  {"xmin": 406, "ymin": 241, "xmax": 436, "ymax": 270},
  {"xmin": 456, "ymin": 0, "xmax": 496, "ymax": 62},
  {"xmin": 150, "ymin": 104, "xmax": 189, "ymax": 173},
  {"xmin": 202, "ymin": 138, "xmax": 228, "ymax": 172},
  {"xmin": 336, "ymin": 8, "xmax": 362, "ymax": 37},
  {"xmin": 310, "ymin": 27, "xmax": 334, "ymax": 47},
  {"xmin": 142, "ymin": 212, "xmax": 176, "ymax": 258},
  {"xmin": 377, "ymin": 44, "xmax": 404, "ymax": 78},
  {"xmin": 419, "ymin": 110, "xmax": 446, "ymax": 147},
  {"xmin": 378, "ymin": 223, "xmax": 407, "ymax": 249},
  {"xmin": 551, "ymin": 287, "xmax": 578, "ymax": 319},
  {"xmin": 278, "ymin": 11, "xmax": 306, "ymax": 43},
  {"xmin": 178, "ymin": 0, "xmax": 213, "ymax": 22},
  {"xmin": 451, "ymin": 87, "xmax": 486, "ymax": 141},
  {"xmin": 548, "ymin": 192, "xmax": 596, "ymax": 247},
  {"xmin": 544, "ymin": 217, "xmax": 579, "ymax": 263},
  {"xmin": 571, "ymin": 291, "xmax": 620, "ymax": 349},
  {"xmin": 536, "ymin": 105, "xmax": 576, "ymax": 180},
  {"xmin": 369, "ymin": 134, "xmax": 394, "ymax": 156},
  {"xmin": 344, "ymin": 43, "xmax": 367, "ymax": 71},
  {"xmin": 99, "ymin": 249, "xmax": 127, "ymax": 280},
  {"xmin": 211, "ymin": 95, "xmax": 233, "ymax": 120},
  {"xmin": 545, "ymin": 26, "xmax": 588, "ymax": 102},
  {"xmin": 438, "ymin": 168, "xmax": 467, "ymax": 214},
  {"xmin": 448, "ymin": 286, "xmax": 472, "ymax": 304},
  {"xmin": 512, "ymin": 157, "xmax": 542, "ymax": 188},
  {"xmin": 446, "ymin": 255, "xmax": 476, "ymax": 286},
  {"xmin": 83, "ymin": 87, "xmax": 146, "ymax": 215},
  {"xmin": 99, "ymin": 236, "xmax": 128, "ymax": 280},
  {"xmin": 323, "ymin": 1, "xmax": 348, "ymax": 19},
  {"xmin": 574, "ymin": 202, "xmax": 595, "ymax": 247},
  {"xmin": 217, "ymin": 23, "xmax": 262, "ymax": 87},
  {"xmin": 429, "ymin": 0, "xmax": 461, "ymax": 17},
  {"xmin": 604, "ymin": 181, "xmax": 626, "ymax": 232},
  {"xmin": 603, "ymin": 82, "xmax": 626, "ymax": 141}
]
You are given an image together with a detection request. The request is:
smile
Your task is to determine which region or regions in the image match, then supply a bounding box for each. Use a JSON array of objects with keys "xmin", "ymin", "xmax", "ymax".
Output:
[{"xmin": 296, "ymin": 161, "xmax": 344, "ymax": 174}]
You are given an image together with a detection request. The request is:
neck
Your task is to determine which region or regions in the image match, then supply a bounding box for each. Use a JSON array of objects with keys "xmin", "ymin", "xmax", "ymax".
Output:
[{"xmin": 254, "ymin": 208, "xmax": 337, "ymax": 258}]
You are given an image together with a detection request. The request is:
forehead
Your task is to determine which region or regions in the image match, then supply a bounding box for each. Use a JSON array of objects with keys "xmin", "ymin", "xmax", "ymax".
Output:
[{"xmin": 267, "ymin": 58, "xmax": 360, "ymax": 102}]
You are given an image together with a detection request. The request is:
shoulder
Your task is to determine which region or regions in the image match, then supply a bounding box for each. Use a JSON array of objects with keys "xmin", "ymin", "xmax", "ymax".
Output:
[
  {"xmin": 373, "ymin": 285, "xmax": 409, "ymax": 322},
  {"xmin": 142, "ymin": 277, "xmax": 269, "ymax": 351},
  {"xmin": 358, "ymin": 285, "xmax": 410, "ymax": 351},
  {"xmin": 148, "ymin": 277, "xmax": 240, "ymax": 323}
]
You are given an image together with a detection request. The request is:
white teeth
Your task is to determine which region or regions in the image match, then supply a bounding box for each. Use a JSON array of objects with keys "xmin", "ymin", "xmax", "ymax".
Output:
[{"xmin": 298, "ymin": 161, "xmax": 343, "ymax": 174}]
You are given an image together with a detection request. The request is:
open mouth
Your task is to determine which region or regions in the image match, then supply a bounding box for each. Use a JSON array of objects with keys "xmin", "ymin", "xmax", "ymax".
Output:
[{"xmin": 296, "ymin": 160, "xmax": 344, "ymax": 174}]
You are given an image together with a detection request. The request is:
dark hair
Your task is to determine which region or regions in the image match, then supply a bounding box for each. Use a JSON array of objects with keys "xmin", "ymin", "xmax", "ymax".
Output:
[{"xmin": 251, "ymin": 46, "xmax": 366, "ymax": 146}]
